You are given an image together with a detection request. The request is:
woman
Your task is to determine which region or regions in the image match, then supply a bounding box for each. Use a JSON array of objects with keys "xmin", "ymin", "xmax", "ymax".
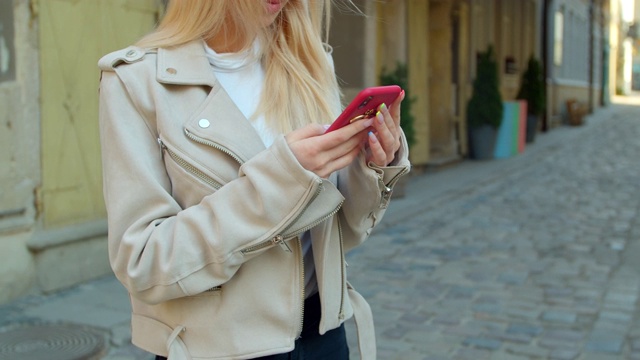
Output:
[{"xmin": 98, "ymin": 0, "xmax": 410, "ymax": 359}]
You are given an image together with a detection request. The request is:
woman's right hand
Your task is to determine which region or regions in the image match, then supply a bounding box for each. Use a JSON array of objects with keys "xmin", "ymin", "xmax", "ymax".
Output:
[{"xmin": 285, "ymin": 118, "xmax": 374, "ymax": 178}]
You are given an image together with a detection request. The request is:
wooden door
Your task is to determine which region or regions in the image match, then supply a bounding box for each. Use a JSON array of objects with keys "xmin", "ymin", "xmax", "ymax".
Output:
[{"xmin": 38, "ymin": 0, "xmax": 161, "ymax": 228}]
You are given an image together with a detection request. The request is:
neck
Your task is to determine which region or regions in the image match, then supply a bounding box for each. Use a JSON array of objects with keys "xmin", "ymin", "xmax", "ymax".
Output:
[{"xmin": 206, "ymin": 23, "xmax": 256, "ymax": 54}]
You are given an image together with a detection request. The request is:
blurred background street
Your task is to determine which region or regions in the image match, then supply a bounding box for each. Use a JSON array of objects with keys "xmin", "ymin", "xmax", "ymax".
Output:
[
  {"xmin": 1, "ymin": 97, "xmax": 639, "ymax": 359},
  {"xmin": 3, "ymin": 0, "xmax": 640, "ymax": 359}
]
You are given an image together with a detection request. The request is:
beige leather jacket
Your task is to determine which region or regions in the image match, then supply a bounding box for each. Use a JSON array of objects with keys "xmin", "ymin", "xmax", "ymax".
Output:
[{"xmin": 98, "ymin": 40, "xmax": 410, "ymax": 360}]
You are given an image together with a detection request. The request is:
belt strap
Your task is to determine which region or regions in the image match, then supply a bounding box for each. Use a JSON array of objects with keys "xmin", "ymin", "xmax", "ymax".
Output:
[
  {"xmin": 348, "ymin": 283, "xmax": 377, "ymax": 359},
  {"xmin": 166, "ymin": 325, "xmax": 192, "ymax": 360}
]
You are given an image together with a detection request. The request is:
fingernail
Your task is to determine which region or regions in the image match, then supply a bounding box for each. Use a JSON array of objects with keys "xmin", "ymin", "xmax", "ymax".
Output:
[
  {"xmin": 400, "ymin": 90, "xmax": 406, "ymax": 99},
  {"xmin": 363, "ymin": 118, "xmax": 374, "ymax": 127},
  {"xmin": 323, "ymin": 124, "xmax": 330, "ymax": 130},
  {"xmin": 369, "ymin": 131, "xmax": 378, "ymax": 143},
  {"xmin": 379, "ymin": 103, "xmax": 387, "ymax": 112},
  {"xmin": 376, "ymin": 111, "xmax": 384, "ymax": 123}
]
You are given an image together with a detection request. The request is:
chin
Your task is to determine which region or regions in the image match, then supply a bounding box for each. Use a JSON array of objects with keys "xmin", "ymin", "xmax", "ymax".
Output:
[{"xmin": 262, "ymin": 13, "xmax": 281, "ymax": 27}]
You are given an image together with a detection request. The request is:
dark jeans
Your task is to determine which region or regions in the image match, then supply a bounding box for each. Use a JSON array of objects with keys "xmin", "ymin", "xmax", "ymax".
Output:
[{"xmin": 155, "ymin": 293, "xmax": 349, "ymax": 360}]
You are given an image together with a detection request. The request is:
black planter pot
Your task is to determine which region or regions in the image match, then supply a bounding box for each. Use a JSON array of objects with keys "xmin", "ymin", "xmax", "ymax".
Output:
[
  {"xmin": 468, "ymin": 125, "xmax": 497, "ymax": 160},
  {"xmin": 526, "ymin": 114, "xmax": 539, "ymax": 143}
]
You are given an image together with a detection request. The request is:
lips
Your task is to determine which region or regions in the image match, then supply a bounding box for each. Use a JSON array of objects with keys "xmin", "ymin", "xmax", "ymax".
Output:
[{"xmin": 266, "ymin": 0, "xmax": 283, "ymax": 14}]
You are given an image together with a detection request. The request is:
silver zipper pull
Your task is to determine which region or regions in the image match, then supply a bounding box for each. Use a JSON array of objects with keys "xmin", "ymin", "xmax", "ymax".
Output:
[
  {"xmin": 157, "ymin": 138, "xmax": 166, "ymax": 159},
  {"xmin": 272, "ymin": 235, "xmax": 292, "ymax": 253},
  {"xmin": 378, "ymin": 175, "xmax": 392, "ymax": 209},
  {"xmin": 158, "ymin": 138, "xmax": 167, "ymax": 151}
]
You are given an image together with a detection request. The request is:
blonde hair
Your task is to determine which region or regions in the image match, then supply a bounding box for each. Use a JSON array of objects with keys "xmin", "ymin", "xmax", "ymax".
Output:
[{"xmin": 137, "ymin": 0, "xmax": 342, "ymax": 133}]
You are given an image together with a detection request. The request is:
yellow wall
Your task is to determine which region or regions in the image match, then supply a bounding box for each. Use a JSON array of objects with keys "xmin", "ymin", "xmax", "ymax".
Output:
[
  {"xmin": 38, "ymin": 0, "xmax": 161, "ymax": 228},
  {"xmin": 429, "ymin": 0, "xmax": 457, "ymax": 162},
  {"xmin": 407, "ymin": 0, "xmax": 430, "ymax": 165}
]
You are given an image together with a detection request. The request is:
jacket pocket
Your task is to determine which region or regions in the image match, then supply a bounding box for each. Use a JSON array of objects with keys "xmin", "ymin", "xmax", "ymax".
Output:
[
  {"xmin": 191, "ymin": 285, "xmax": 222, "ymax": 298},
  {"xmin": 158, "ymin": 137, "xmax": 229, "ymax": 208},
  {"xmin": 158, "ymin": 137, "xmax": 225, "ymax": 191}
]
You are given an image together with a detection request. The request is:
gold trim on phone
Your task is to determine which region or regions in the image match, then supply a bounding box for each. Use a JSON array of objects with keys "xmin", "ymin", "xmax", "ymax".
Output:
[{"xmin": 349, "ymin": 109, "xmax": 376, "ymax": 123}]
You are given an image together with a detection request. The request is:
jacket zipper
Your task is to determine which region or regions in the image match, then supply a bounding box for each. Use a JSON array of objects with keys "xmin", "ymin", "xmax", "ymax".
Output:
[
  {"xmin": 240, "ymin": 179, "xmax": 344, "ymax": 254},
  {"xmin": 387, "ymin": 167, "xmax": 410, "ymax": 187},
  {"xmin": 158, "ymin": 139, "xmax": 223, "ymax": 190},
  {"xmin": 282, "ymin": 199, "xmax": 344, "ymax": 240},
  {"xmin": 378, "ymin": 166, "xmax": 410, "ymax": 209},
  {"xmin": 296, "ymin": 237, "xmax": 305, "ymax": 338},
  {"xmin": 184, "ymin": 129, "xmax": 244, "ymax": 165},
  {"xmin": 337, "ymin": 217, "xmax": 346, "ymax": 321},
  {"xmin": 241, "ymin": 234, "xmax": 292, "ymax": 253}
]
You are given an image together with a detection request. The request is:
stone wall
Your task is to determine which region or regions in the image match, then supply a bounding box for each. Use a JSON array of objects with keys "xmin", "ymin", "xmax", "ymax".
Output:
[{"xmin": 0, "ymin": 0, "xmax": 42, "ymax": 303}]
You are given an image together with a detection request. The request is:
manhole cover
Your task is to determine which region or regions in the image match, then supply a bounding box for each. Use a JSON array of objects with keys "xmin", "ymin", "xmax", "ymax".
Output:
[{"xmin": 0, "ymin": 323, "xmax": 106, "ymax": 360}]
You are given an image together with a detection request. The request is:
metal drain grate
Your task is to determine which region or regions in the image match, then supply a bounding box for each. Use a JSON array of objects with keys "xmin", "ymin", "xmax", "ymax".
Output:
[{"xmin": 0, "ymin": 323, "xmax": 106, "ymax": 360}]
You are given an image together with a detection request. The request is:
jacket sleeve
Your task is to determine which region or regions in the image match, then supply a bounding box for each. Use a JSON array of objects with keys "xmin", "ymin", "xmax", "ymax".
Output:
[
  {"xmin": 99, "ymin": 70, "xmax": 344, "ymax": 305},
  {"xmin": 337, "ymin": 131, "xmax": 411, "ymax": 252}
]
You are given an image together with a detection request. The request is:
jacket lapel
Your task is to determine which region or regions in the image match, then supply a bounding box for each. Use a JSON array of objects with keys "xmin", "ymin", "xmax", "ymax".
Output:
[
  {"xmin": 184, "ymin": 86, "xmax": 267, "ymax": 163},
  {"xmin": 158, "ymin": 40, "xmax": 267, "ymax": 162}
]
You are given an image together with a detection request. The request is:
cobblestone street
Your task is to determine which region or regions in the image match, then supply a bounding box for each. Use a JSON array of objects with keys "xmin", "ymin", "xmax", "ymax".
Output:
[{"xmin": 344, "ymin": 100, "xmax": 640, "ymax": 359}]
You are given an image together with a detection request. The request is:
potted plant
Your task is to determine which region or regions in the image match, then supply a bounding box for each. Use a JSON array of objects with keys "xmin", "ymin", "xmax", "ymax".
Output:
[
  {"xmin": 466, "ymin": 46, "xmax": 503, "ymax": 160},
  {"xmin": 379, "ymin": 62, "xmax": 415, "ymax": 197},
  {"xmin": 516, "ymin": 55, "xmax": 545, "ymax": 142}
]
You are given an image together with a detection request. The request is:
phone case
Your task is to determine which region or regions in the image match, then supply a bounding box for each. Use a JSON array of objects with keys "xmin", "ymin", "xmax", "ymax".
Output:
[{"xmin": 325, "ymin": 85, "xmax": 402, "ymax": 133}]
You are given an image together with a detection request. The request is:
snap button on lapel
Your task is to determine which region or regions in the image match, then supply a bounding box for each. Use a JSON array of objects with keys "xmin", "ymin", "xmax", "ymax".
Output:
[
  {"xmin": 198, "ymin": 119, "xmax": 211, "ymax": 128},
  {"xmin": 126, "ymin": 50, "xmax": 138, "ymax": 58},
  {"xmin": 166, "ymin": 67, "xmax": 177, "ymax": 75}
]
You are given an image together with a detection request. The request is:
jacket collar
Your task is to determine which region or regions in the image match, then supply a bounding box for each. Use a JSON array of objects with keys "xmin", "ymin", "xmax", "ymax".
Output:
[
  {"xmin": 157, "ymin": 40, "xmax": 218, "ymax": 87},
  {"xmin": 157, "ymin": 40, "xmax": 268, "ymax": 161}
]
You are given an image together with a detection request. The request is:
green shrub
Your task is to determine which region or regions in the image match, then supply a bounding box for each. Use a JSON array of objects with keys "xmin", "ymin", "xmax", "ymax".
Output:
[
  {"xmin": 517, "ymin": 55, "xmax": 545, "ymax": 116},
  {"xmin": 467, "ymin": 46, "xmax": 503, "ymax": 129}
]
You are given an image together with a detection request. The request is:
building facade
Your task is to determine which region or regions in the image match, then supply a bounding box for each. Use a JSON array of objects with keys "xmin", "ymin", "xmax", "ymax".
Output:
[
  {"xmin": 332, "ymin": 0, "xmax": 542, "ymax": 166},
  {"xmin": 0, "ymin": 0, "xmax": 161, "ymax": 304},
  {"xmin": 331, "ymin": 0, "xmax": 612, "ymax": 166},
  {"xmin": 0, "ymin": 0, "xmax": 620, "ymax": 304},
  {"xmin": 544, "ymin": 0, "xmax": 608, "ymax": 127}
]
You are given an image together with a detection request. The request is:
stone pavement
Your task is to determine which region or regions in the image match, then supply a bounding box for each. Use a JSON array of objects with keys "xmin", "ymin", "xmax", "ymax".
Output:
[
  {"xmin": 343, "ymin": 97, "xmax": 640, "ymax": 360},
  {"xmin": 1, "ymin": 97, "xmax": 639, "ymax": 359}
]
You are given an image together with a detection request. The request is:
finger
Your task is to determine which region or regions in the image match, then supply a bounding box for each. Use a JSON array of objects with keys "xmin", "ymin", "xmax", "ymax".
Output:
[
  {"xmin": 321, "ymin": 142, "xmax": 364, "ymax": 177},
  {"xmin": 323, "ymin": 117, "xmax": 374, "ymax": 148},
  {"xmin": 322, "ymin": 130, "xmax": 367, "ymax": 164},
  {"xmin": 311, "ymin": 135, "xmax": 365, "ymax": 178},
  {"xmin": 373, "ymin": 108, "xmax": 399, "ymax": 160},
  {"xmin": 366, "ymin": 132, "xmax": 388, "ymax": 166},
  {"xmin": 389, "ymin": 90, "xmax": 405, "ymax": 127},
  {"xmin": 286, "ymin": 124, "xmax": 325, "ymax": 143},
  {"xmin": 297, "ymin": 130, "xmax": 366, "ymax": 176},
  {"xmin": 377, "ymin": 103, "xmax": 398, "ymax": 140}
]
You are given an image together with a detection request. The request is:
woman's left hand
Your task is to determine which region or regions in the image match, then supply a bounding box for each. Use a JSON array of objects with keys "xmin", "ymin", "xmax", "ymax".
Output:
[{"xmin": 366, "ymin": 90, "xmax": 405, "ymax": 166}]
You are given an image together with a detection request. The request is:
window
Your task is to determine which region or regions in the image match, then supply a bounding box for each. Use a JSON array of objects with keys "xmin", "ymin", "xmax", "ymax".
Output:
[
  {"xmin": 0, "ymin": 3, "xmax": 16, "ymax": 83},
  {"xmin": 554, "ymin": 11, "xmax": 564, "ymax": 66}
]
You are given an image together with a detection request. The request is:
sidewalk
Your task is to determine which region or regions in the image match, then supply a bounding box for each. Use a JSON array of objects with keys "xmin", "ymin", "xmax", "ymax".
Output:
[{"xmin": 0, "ymin": 98, "xmax": 637, "ymax": 359}]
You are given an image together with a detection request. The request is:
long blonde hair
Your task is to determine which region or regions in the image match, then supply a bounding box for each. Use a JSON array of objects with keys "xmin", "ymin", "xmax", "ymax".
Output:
[{"xmin": 137, "ymin": 0, "xmax": 342, "ymax": 133}]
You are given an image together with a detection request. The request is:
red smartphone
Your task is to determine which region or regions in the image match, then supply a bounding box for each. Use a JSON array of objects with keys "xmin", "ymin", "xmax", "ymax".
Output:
[{"xmin": 325, "ymin": 85, "xmax": 402, "ymax": 133}]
